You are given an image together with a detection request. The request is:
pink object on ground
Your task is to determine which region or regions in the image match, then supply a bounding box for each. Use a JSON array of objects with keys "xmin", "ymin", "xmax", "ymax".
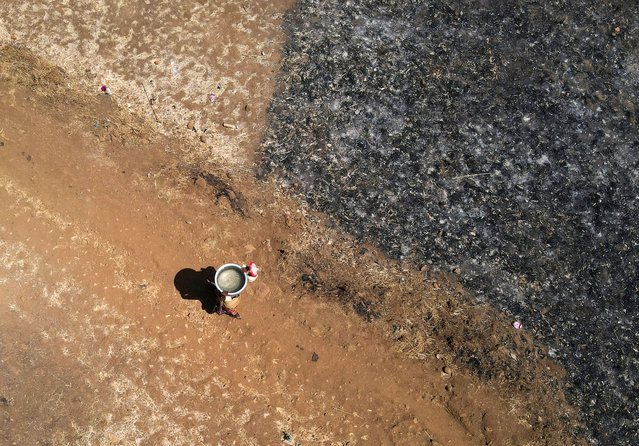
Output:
[{"xmin": 513, "ymin": 320, "xmax": 522, "ymax": 330}]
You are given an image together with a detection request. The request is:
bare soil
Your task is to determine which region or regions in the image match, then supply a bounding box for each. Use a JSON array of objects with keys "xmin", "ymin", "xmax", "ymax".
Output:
[{"xmin": 0, "ymin": 2, "xmax": 584, "ymax": 445}]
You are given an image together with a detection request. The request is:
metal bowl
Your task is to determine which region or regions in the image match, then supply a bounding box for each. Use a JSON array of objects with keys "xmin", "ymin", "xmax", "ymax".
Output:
[{"xmin": 214, "ymin": 263, "xmax": 247, "ymax": 297}]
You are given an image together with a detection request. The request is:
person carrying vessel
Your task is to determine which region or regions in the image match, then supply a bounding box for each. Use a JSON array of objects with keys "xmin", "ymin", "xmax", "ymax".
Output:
[{"xmin": 217, "ymin": 262, "xmax": 259, "ymax": 319}]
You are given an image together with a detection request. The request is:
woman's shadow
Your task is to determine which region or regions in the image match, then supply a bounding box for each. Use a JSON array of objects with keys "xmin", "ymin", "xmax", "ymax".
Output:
[{"xmin": 174, "ymin": 266, "xmax": 221, "ymax": 314}]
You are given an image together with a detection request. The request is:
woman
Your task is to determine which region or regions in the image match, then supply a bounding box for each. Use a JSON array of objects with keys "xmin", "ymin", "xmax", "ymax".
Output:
[{"xmin": 218, "ymin": 262, "xmax": 259, "ymax": 319}]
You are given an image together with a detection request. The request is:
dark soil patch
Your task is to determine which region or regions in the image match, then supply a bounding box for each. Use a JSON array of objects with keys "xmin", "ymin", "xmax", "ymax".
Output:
[{"xmin": 261, "ymin": 1, "xmax": 639, "ymax": 444}]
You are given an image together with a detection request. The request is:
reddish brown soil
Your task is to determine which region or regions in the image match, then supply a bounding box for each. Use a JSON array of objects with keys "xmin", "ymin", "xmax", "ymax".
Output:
[{"xmin": 0, "ymin": 3, "xmax": 584, "ymax": 444}]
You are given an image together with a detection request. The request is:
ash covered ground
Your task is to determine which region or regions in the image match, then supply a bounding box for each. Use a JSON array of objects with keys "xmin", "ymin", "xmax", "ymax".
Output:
[{"xmin": 260, "ymin": 0, "xmax": 638, "ymax": 444}]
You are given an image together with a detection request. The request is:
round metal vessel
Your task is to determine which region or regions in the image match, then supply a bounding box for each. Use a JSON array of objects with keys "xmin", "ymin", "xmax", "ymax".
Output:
[{"xmin": 214, "ymin": 263, "xmax": 247, "ymax": 297}]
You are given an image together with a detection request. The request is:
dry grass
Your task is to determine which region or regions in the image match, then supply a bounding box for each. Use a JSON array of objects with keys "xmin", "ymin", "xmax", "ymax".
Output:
[{"xmin": 0, "ymin": 45, "xmax": 66, "ymax": 93}]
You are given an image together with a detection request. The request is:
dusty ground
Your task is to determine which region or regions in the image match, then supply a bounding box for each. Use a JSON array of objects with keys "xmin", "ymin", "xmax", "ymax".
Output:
[{"xmin": 0, "ymin": 2, "xmax": 583, "ymax": 445}]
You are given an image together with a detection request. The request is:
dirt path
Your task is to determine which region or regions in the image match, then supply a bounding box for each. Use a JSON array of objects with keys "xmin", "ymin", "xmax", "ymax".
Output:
[
  {"xmin": 0, "ymin": 68, "xmax": 496, "ymax": 445},
  {"xmin": 0, "ymin": 46, "xmax": 583, "ymax": 446}
]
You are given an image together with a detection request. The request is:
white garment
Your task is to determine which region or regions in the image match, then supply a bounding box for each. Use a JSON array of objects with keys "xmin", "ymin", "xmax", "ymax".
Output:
[{"xmin": 243, "ymin": 264, "xmax": 259, "ymax": 282}]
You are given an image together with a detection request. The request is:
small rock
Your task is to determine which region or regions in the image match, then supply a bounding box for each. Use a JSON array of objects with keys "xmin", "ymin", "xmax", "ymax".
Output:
[
  {"xmin": 186, "ymin": 120, "xmax": 195, "ymax": 130},
  {"xmin": 344, "ymin": 343, "xmax": 357, "ymax": 352},
  {"xmin": 199, "ymin": 134, "xmax": 207, "ymax": 143},
  {"xmin": 226, "ymin": 189, "xmax": 236, "ymax": 200},
  {"xmin": 582, "ymin": 59, "xmax": 593, "ymax": 72},
  {"xmin": 195, "ymin": 177, "xmax": 207, "ymax": 188},
  {"xmin": 442, "ymin": 366, "xmax": 452, "ymax": 375},
  {"xmin": 623, "ymin": 101, "xmax": 636, "ymax": 113},
  {"xmin": 203, "ymin": 238, "xmax": 217, "ymax": 249},
  {"xmin": 311, "ymin": 352, "xmax": 319, "ymax": 362},
  {"xmin": 0, "ymin": 396, "xmax": 10, "ymax": 406},
  {"xmin": 594, "ymin": 91, "xmax": 607, "ymax": 101},
  {"xmin": 222, "ymin": 122, "xmax": 237, "ymax": 129},
  {"xmin": 218, "ymin": 195, "xmax": 232, "ymax": 209},
  {"xmin": 452, "ymin": 267, "xmax": 461, "ymax": 274}
]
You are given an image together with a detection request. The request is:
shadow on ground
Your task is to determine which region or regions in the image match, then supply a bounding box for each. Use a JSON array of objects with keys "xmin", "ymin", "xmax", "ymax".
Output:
[{"xmin": 174, "ymin": 267, "xmax": 220, "ymax": 314}]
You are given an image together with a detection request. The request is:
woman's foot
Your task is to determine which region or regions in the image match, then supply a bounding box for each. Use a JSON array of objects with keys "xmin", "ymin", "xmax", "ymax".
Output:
[{"xmin": 219, "ymin": 307, "xmax": 241, "ymax": 319}]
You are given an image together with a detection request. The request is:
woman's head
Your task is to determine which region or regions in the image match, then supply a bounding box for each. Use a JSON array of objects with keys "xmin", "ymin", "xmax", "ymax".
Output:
[{"xmin": 245, "ymin": 262, "xmax": 259, "ymax": 278}]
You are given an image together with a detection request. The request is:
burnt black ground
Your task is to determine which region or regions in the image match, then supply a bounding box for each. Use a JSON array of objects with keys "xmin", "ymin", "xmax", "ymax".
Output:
[{"xmin": 260, "ymin": 1, "xmax": 638, "ymax": 444}]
